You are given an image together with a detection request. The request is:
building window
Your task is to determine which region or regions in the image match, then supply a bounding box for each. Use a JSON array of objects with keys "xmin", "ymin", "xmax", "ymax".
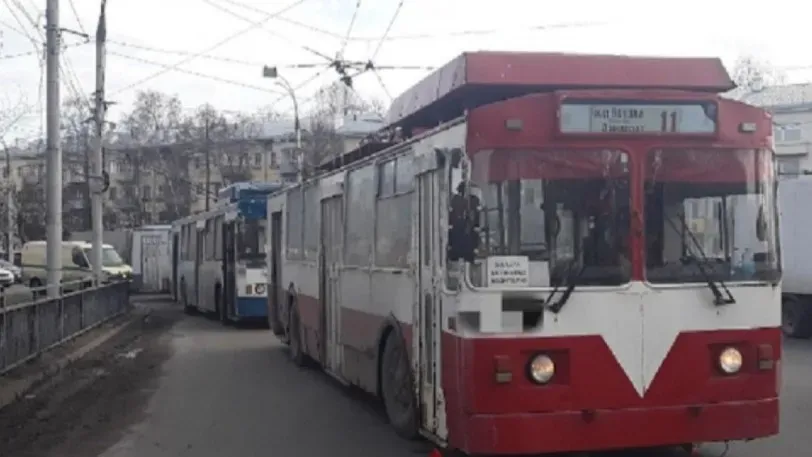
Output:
[
  {"xmin": 109, "ymin": 187, "xmax": 118, "ymax": 201},
  {"xmin": 778, "ymin": 157, "xmax": 801, "ymax": 175},
  {"xmin": 254, "ymin": 152, "xmax": 262, "ymax": 167},
  {"xmin": 142, "ymin": 185, "xmax": 152, "ymax": 200},
  {"xmin": 776, "ymin": 124, "xmax": 803, "ymax": 143}
]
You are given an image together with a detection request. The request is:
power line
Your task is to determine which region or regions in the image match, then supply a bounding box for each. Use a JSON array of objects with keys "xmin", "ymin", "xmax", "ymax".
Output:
[
  {"xmin": 216, "ymin": 0, "xmax": 605, "ymax": 43},
  {"xmin": 108, "ymin": 51, "xmax": 287, "ymax": 96},
  {"xmin": 106, "ymin": 39, "xmax": 325, "ymax": 69},
  {"xmin": 216, "ymin": 0, "xmax": 349, "ymax": 42},
  {"xmin": 370, "ymin": 0, "xmax": 403, "ymax": 61},
  {"xmin": 66, "ymin": 0, "xmax": 87, "ymax": 36},
  {"xmin": 201, "ymin": 0, "xmax": 333, "ymax": 62},
  {"xmin": 337, "ymin": 0, "xmax": 362, "ymax": 58},
  {"xmin": 110, "ymin": 0, "xmax": 308, "ymax": 96}
]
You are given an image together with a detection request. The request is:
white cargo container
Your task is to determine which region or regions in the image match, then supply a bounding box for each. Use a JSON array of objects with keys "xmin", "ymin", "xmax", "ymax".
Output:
[
  {"xmin": 779, "ymin": 176, "xmax": 812, "ymax": 337},
  {"xmin": 130, "ymin": 225, "xmax": 173, "ymax": 293}
]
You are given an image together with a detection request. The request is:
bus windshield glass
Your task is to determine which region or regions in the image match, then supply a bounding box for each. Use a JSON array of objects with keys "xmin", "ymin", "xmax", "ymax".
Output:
[
  {"xmin": 467, "ymin": 149, "xmax": 631, "ymax": 287},
  {"xmin": 238, "ymin": 218, "xmax": 266, "ymax": 261},
  {"xmin": 644, "ymin": 148, "xmax": 780, "ymax": 284}
]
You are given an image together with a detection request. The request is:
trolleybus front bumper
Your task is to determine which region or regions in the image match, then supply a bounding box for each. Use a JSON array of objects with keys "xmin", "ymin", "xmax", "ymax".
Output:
[{"xmin": 456, "ymin": 397, "xmax": 778, "ymax": 454}]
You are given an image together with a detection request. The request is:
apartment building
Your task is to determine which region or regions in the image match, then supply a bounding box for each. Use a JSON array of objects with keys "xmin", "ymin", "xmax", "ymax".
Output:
[{"xmin": 735, "ymin": 83, "xmax": 812, "ymax": 174}]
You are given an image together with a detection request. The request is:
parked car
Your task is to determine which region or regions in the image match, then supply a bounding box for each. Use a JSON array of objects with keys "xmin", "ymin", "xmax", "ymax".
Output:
[
  {"xmin": 0, "ymin": 267, "xmax": 14, "ymax": 289},
  {"xmin": 0, "ymin": 259, "xmax": 21, "ymax": 283}
]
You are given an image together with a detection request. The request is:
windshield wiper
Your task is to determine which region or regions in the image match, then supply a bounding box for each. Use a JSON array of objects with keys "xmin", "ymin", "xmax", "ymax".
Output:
[
  {"xmin": 665, "ymin": 216, "xmax": 736, "ymax": 306},
  {"xmin": 545, "ymin": 262, "xmax": 586, "ymax": 314}
]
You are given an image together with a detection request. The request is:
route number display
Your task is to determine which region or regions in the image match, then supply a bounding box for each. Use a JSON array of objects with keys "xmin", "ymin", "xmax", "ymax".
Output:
[{"xmin": 559, "ymin": 101, "xmax": 717, "ymax": 134}]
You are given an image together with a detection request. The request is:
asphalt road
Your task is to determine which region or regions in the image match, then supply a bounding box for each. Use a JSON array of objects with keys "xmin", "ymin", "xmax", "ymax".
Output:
[{"xmin": 2, "ymin": 301, "xmax": 811, "ymax": 457}]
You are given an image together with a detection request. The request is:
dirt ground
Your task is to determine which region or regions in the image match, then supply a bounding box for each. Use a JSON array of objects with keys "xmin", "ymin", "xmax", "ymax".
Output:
[{"xmin": 0, "ymin": 301, "xmax": 182, "ymax": 457}]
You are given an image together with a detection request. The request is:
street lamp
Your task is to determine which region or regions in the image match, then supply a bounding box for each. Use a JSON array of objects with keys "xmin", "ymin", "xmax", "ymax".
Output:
[{"xmin": 262, "ymin": 66, "xmax": 301, "ymax": 149}]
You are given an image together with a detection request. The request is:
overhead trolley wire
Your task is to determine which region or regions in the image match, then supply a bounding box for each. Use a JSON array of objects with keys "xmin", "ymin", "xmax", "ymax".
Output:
[
  {"xmin": 337, "ymin": 0, "xmax": 362, "ymax": 58},
  {"xmin": 214, "ymin": 0, "xmax": 351, "ymax": 42},
  {"xmin": 67, "ymin": 0, "xmax": 87, "ymax": 36},
  {"xmin": 213, "ymin": 0, "xmax": 606, "ymax": 43},
  {"xmin": 201, "ymin": 0, "xmax": 334, "ymax": 63},
  {"xmin": 364, "ymin": 0, "xmax": 405, "ymax": 101},
  {"xmin": 106, "ymin": 39, "xmax": 325, "ymax": 69},
  {"xmin": 369, "ymin": 0, "xmax": 403, "ymax": 62},
  {"xmin": 109, "ymin": 0, "xmax": 309, "ymax": 96},
  {"xmin": 108, "ymin": 51, "xmax": 287, "ymax": 96}
]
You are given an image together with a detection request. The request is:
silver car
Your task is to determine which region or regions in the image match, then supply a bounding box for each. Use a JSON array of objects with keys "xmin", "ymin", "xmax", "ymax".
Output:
[
  {"xmin": 0, "ymin": 267, "xmax": 14, "ymax": 289},
  {"xmin": 0, "ymin": 260, "xmax": 21, "ymax": 283}
]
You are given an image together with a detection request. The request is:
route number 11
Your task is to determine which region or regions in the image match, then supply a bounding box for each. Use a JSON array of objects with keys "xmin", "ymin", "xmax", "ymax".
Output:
[{"xmin": 661, "ymin": 110, "xmax": 678, "ymax": 133}]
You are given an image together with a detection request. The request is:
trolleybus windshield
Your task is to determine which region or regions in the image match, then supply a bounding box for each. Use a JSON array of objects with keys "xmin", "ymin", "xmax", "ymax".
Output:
[
  {"xmin": 237, "ymin": 219, "xmax": 266, "ymax": 261},
  {"xmin": 469, "ymin": 149, "xmax": 631, "ymax": 287},
  {"xmin": 644, "ymin": 148, "xmax": 781, "ymax": 284}
]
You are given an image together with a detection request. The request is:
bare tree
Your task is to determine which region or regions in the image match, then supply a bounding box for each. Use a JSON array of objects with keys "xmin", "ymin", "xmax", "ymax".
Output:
[
  {"xmin": 732, "ymin": 55, "xmax": 787, "ymax": 92},
  {"xmin": 118, "ymin": 90, "xmax": 189, "ymax": 225},
  {"xmin": 60, "ymin": 96, "xmax": 93, "ymax": 231},
  {"xmin": 295, "ymin": 82, "xmax": 386, "ymax": 178}
]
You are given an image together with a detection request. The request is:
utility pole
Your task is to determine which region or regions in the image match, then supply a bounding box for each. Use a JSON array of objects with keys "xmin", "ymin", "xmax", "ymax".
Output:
[
  {"xmin": 4, "ymin": 145, "xmax": 13, "ymax": 260},
  {"xmin": 204, "ymin": 120, "xmax": 211, "ymax": 211},
  {"xmin": 90, "ymin": 0, "xmax": 108, "ymax": 284},
  {"xmin": 263, "ymin": 138, "xmax": 272, "ymax": 182},
  {"xmin": 45, "ymin": 0, "xmax": 63, "ymax": 297}
]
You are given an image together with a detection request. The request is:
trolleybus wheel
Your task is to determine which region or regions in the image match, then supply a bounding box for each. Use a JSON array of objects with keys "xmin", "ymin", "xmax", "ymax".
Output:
[
  {"xmin": 181, "ymin": 280, "xmax": 194, "ymax": 315},
  {"xmin": 288, "ymin": 306, "xmax": 306, "ymax": 366},
  {"xmin": 268, "ymin": 298, "xmax": 285, "ymax": 337},
  {"xmin": 216, "ymin": 284, "xmax": 229, "ymax": 325},
  {"xmin": 381, "ymin": 332, "xmax": 419, "ymax": 440}
]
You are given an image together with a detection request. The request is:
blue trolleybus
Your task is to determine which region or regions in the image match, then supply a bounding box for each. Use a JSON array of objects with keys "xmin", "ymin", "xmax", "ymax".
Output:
[{"xmin": 172, "ymin": 181, "xmax": 284, "ymax": 322}]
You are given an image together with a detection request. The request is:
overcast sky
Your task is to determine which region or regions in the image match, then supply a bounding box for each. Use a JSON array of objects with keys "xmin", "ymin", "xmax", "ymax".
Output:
[{"xmin": 0, "ymin": 0, "xmax": 808, "ymax": 141}]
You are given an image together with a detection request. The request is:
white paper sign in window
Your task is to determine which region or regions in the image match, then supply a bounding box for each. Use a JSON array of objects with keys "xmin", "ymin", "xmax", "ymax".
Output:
[{"xmin": 486, "ymin": 256, "xmax": 530, "ymax": 287}]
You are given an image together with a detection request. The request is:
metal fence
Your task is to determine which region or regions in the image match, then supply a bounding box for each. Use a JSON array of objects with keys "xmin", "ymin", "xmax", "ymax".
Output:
[{"xmin": 0, "ymin": 281, "xmax": 131, "ymax": 375}]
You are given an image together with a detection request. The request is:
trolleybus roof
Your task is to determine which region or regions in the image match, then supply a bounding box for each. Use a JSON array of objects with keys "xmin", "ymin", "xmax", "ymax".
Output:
[{"xmin": 385, "ymin": 51, "xmax": 735, "ymax": 131}]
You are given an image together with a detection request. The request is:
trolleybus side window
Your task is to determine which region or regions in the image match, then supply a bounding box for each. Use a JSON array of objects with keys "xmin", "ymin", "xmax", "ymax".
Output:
[
  {"xmin": 286, "ymin": 189, "xmax": 304, "ymax": 260},
  {"xmin": 469, "ymin": 149, "xmax": 631, "ymax": 287},
  {"xmin": 346, "ymin": 165, "xmax": 375, "ymax": 266},
  {"xmin": 376, "ymin": 156, "xmax": 414, "ymax": 268},
  {"xmin": 303, "ymin": 184, "xmax": 319, "ymax": 261}
]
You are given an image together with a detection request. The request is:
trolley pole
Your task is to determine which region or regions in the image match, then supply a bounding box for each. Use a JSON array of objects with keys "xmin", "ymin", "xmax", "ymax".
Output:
[
  {"xmin": 90, "ymin": 0, "xmax": 108, "ymax": 284},
  {"xmin": 45, "ymin": 0, "xmax": 63, "ymax": 298}
]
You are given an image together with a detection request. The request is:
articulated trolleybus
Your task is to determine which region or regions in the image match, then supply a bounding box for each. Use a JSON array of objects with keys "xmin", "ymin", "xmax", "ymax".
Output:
[
  {"xmin": 265, "ymin": 52, "xmax": 781, "ymax": 455},
  {"xmin": 174, "ymin": 181, "xmax": 283, "ymax": 323}
]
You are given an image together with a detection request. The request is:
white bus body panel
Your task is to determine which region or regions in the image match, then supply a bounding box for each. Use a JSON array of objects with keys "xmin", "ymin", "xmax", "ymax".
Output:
[
  {"xmin": 131, "ymin": 225, "xmax": 172, "ymax": 293},
  {"xmin": 778, "ymin": 176, "xmax": 812, "ymax": 295}
]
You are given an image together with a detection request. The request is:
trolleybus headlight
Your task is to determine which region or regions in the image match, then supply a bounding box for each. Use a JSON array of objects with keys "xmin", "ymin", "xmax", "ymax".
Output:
[
  {"xmin": 255, "ymin": 284, "xmax": 266, "ymax": 294},
  {"xmin": 719, "ymin": 347, "xmax": 743, "ymax": 374},
  {"xmin": 527, "ymin": 354, "xmax": 555, "ymax": 384}
]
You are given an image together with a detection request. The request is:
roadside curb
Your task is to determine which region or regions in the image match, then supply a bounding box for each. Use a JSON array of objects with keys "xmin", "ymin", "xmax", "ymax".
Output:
[{"xmin": 0, "ymin": 313, "xmax": 141, "ymax": 411}]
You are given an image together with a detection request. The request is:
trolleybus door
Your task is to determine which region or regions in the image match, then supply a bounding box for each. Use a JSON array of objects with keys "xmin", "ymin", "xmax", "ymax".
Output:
[
  {"xmin": 222, "ymin": 217, "xmax": 237, "ymax": 319},
  {"xmin": 171, "ymin": 231, "xmax": 179, "ymax": 301},
  {"xmin": 269, "ymin": 211, "xmax": 284, "ymax": 335},
  {"xmin": 416, "ymin": 170, "xmax": 443, "ymax": 433},
  {"xmin": 194, "ymin": 221, "xmax": 204, "ymax": 309},
  {"xmin": 320, "ymin": 195, "xmax": 344, "ymax": 372}
]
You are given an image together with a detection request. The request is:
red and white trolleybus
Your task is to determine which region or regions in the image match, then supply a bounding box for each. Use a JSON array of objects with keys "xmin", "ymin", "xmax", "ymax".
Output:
[{"xmin": 264, "ymin": 51, "xmax": 781, "ymax": 455}]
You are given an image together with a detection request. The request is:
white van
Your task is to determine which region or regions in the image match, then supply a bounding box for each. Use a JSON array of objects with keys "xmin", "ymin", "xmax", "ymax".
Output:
[{"xmin": 20, "ymin": 241, "xmax": 132, "ymax": 290}]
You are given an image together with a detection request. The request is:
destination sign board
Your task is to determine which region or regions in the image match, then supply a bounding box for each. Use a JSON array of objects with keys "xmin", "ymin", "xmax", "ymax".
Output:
[{"xmin": 559, "ymin": 101, "xmax": 717, "ymax": 134}]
